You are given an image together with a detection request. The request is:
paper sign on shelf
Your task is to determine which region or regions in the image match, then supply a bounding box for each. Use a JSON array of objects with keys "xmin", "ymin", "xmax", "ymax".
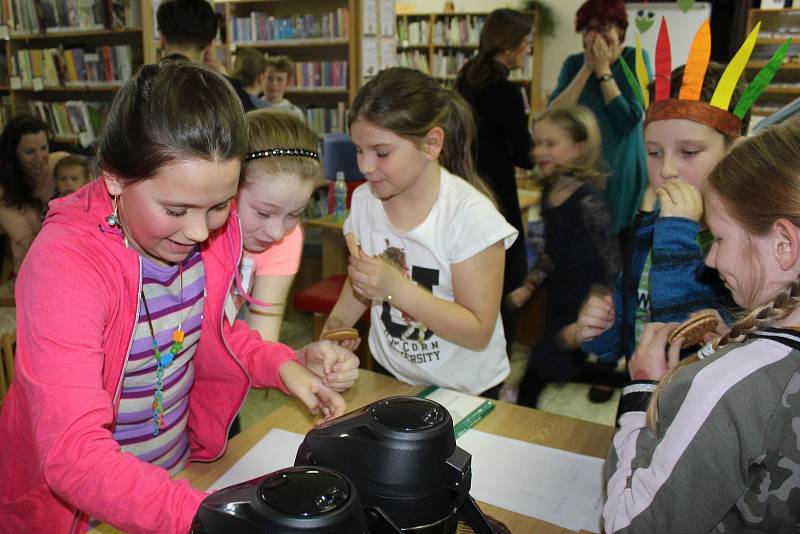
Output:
[
  {"xmin": 32, "ymin": 78, "xmax": 44, "ymax": 92},
  {"xmin": 10, "ymin": 77, "xmax": 21, "ymax": 90},
  {"xmin": 0, "ymin": 26, "xmax": 9, "ymax": 40}
]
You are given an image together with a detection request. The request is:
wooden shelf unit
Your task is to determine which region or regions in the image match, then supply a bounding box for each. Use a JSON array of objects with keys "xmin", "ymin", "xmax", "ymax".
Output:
[
  {"xmin": 745, "ymin": 8, "xmax": 800, "ymax": 114},
  {"xmin": 0, "ymin": 0, "xmax": 155, "ymax": 143},
  {"xmin": 395, "ymin": 10, "xmax": 543, "ymax": 110},
  {"xmin": 220, "ymin": 0, "xmax": 358, "ymax": 134}
]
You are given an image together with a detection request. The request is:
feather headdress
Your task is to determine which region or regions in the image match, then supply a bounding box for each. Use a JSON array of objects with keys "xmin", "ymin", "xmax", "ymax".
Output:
[{"xmin": 622, "ymin": 18, "xmax": 790, "ymax": 138}]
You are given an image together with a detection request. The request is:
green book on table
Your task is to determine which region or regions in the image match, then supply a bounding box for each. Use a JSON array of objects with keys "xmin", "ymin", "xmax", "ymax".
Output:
[{"xmin": 418, "ymin": 386, "xmax": 495, "ymax": 438}]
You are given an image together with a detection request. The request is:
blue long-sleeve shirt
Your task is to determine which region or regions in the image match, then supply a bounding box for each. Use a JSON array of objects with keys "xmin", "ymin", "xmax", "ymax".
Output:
[{"xmin": 582, "ymin": 211, "xmax": 733, "ymax": 362}]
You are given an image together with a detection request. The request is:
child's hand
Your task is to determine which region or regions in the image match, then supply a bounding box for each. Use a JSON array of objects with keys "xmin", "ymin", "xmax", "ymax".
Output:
[
  {"xmin": 279, "ymin": 360, "xmax": 346, "ymax": 423},
  {"xmin": 299, "ymin": 340, "xmax": 360, "ymax": 392},
  {"xmin": 505, "ymin": 285, "xmax": 534, "ymax": 311},
  {"xmin": 688, "ymin": 308, "xmax": 730, "ymax": 344},
  {"xmin": 576, "ymin": 286, "xmax": 615, "ymax": 344},
  {"xmin": 320, "ymin": 316, "xmax": 362, "ymax": 352},
  {"xmin": 629, "ymin": 322, "xmax": 681, "ymax": 381},
  {"xmin": 656, "ymin": 181, "xmax": 703, "ymax": 222},
  {"xmin": 348, "ymin": 250, "xmax": 405, "ymax": 304}
]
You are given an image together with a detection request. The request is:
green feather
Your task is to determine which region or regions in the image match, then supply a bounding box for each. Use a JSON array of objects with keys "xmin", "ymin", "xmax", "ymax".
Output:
[
  {"xmin": 619, "ymin": 56, "xmax": 644, "ymax": 107},
  {"xmin": 734, "ymin": 38, "xmax": 791, "ymax": 119}
]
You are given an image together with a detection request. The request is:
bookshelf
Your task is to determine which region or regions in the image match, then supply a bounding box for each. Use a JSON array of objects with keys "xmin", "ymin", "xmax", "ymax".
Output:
[
  {"xmin": 745, "ymin": 8, "xmax": 800, "ymax": 117},
  {"xmin": 396, "ymin": 11, "xmax": 543, "ymax": 110},
  {"xmin": 221, "ymin": 0, "xmax": 359, "ymax": 135},
  {"xmin": 0, "ymin": 0, "xmax": 155, "ymax": 145}
]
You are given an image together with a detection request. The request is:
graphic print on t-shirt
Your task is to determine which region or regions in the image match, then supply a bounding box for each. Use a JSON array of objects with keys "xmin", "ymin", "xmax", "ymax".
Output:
[{"xmin": 377, "ymin": 239, "xmax": 438, "ymax": 361}]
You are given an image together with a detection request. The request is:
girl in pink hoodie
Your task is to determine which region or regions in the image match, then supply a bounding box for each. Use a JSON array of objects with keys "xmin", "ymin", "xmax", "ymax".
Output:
[{"xmin": 0, "ymin": 61, "xmax": 357, "ymax": 534}]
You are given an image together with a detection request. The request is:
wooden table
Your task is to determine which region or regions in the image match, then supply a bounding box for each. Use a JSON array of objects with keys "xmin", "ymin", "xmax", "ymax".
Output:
[
  {"xmin": 96, "ymin": 370, "xmax": 614, "ymax": 533},
  {"xmin": 306, "ymin": 187, "xmax": 542, "ymax": 279}
]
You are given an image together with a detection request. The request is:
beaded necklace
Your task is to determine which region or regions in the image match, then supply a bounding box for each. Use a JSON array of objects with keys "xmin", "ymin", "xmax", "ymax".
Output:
[{"xmin": 140, "ymin": 260, "xmax": 185, "ymax": 437}]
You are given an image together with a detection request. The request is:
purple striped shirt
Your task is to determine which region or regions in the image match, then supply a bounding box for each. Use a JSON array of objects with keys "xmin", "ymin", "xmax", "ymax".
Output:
[{"xmin": 112, "ymin": 249, "xmax": 205, "ymax": 476}]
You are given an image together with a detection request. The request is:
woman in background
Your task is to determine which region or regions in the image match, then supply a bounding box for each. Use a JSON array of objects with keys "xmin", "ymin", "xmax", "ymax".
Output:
[{"xmin": 455, "ymin": 8, "xmax": 534, "ymax": 355}]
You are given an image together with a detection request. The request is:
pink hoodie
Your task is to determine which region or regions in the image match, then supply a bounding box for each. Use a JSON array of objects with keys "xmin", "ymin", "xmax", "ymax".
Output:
[{"xmin": 0, "ymin": 179, "xmax": 298, "ymax": 533}]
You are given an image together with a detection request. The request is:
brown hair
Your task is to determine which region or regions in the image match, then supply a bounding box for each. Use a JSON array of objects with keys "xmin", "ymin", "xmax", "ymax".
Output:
[
  {"xmin": 350, "ymin": 67, "xmax": 494, "ymax": 202},
  {"xmin": 265, "ymin": 55, "xmax": 293, "ymax": 76},
  {"xmin": 233, "ymin": 48, "xmax": 267, "ymax": 87},
  {"xmin": 455, "ymin": 9, "xmax": 532, "ymax": 91},
  {"xmin": 241, "ymin": 109, "xmax": 323, "ymax": 189},
  {"xmin": 98, "ymin": 61, "xmax": 247, "ymax": 184},
  {"xmin": 646, "ymin": 118, "xmax": 800, "ymax": 429},
  {"xmin": 531, "ymin": 105, "xmax": 607, "ymax": 188}
]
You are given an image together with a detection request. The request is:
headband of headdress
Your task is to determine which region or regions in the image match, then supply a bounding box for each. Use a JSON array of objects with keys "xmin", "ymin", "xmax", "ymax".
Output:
[
  {"xmin": 619, "ymin": 18, "xmax": 791, "ymax": 138},
  {"xmin": 245, "ymin": 148, "xmax": 320, "ymax": 162}
]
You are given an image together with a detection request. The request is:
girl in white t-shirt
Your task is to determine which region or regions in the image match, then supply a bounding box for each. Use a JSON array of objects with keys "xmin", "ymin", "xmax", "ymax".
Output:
[
  {"xmin": 234, "ymin": 109, "xmax": 322, "ymax": 342},
  {"xmin": 321, "ymin": 67, "xmax": 518, "ymax": 396}
]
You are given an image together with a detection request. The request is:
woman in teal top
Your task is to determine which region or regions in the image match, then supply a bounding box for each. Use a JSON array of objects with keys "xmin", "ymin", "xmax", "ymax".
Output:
[{"xmin": 549, "ymin": 0, "xmax": 651, "ymax": 233}]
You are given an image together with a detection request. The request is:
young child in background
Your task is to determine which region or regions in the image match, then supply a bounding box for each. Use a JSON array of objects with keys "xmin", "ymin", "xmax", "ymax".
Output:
[
  {"xmin": 509, "ymin": 106, "xmax": 621, "ymax": 408},
  {"xmin": 53, "ymin": 154, "xmax": 90, "ymax": 197},
  {"xmin": 575, "ymin": 61, "xmax": 745, "ymax": 370},
  {"xmin": 233, "ymin": 48, "xmax": 269, "ymax": 110},
  {"xmin": 263, "ymin": 56, "xmax": 305, "ymax": 123},
  {"xmin": 320, "ymin": 67, "xmax": 517, "ymax": 397},
  {"xmin": 235, "ymin": 109, "xmax": 322, "ymax": 341},
  {"xmin": 604, "ymin": 117, "xmax": 800, "ymax": 533},
  {"xmin": 0, "ymin": 62, "xmax": 358, "ymax": 534}
]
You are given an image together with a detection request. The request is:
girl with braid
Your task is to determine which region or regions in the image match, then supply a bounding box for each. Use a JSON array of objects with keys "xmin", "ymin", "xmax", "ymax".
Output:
[{"xmin": 603, "ymin": 118, "xmax": 800, "ymax": 533}]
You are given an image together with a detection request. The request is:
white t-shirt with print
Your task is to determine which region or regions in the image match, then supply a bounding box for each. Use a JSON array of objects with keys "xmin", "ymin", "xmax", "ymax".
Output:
[{"xmin": 343, "ymin": 168, "xmax": 517, "ymax": 395}]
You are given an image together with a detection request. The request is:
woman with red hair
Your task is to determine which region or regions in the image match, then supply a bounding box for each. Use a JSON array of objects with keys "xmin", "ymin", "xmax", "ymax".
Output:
[{"xmin": 550, "ymin": 0, "xmax": 650, "ymax": 237}]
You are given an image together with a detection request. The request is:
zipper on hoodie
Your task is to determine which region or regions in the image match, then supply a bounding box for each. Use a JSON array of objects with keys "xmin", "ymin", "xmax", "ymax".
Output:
[
  {"xmin": 207, "ymin": 217, "xmax": 254, "ymax": 462},
  {"xmin": 112, "ymin": 256, "xmax": 143, "ymax": 412}
]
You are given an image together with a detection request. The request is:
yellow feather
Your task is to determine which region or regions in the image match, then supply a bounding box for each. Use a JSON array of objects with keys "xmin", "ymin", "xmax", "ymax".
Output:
[
  {"xmin": 710, "ymin": 22, "xmax": 761, "ymax": 110},
  {"xmin": 635, "ymin": 34, "xmax": 649, "ymax": 109}
]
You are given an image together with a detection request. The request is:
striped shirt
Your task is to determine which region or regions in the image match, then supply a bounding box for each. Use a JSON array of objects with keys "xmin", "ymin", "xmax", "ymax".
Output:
[{"xmin": 112, "ymin": 249, "xmax": 205, "ymax": 476}]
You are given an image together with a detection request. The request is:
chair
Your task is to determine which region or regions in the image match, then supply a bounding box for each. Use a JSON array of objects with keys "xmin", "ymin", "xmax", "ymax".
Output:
[
  {"xmin": 0, "ymin": 306, "xmax": 16, "ymax": 406},
  {"xmin": 292, "ymin": 274, "xmax": 372, "ymax": 369}
]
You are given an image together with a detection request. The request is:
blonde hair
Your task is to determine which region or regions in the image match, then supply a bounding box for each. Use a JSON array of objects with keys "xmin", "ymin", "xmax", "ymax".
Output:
[
  {"xmin": 54, "ymin": 154, "xmax": 89, "ymax": 181},
  {"xmin": 265, "ymin": 55, "xmax": 293, "ymax": 76},
  {"xmin": 233, "ymin": 48, "xmax": 267, "ymax": 87},
  {"xmin": 646, "ymin": 118, "xmax": 800, "ymax": 429},
  {"xmin": 241, "ymin": 109, "xmax": 323, "ymax": 189},
  {"xmin": 531, "ymin": 105, "xmax": 607, "ymax": 187}
]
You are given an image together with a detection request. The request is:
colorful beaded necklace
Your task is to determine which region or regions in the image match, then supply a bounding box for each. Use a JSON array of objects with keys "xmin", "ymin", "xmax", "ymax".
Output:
[{"xmin": 140, "ymin": 260, "xmax": 185, "ymax": 437}]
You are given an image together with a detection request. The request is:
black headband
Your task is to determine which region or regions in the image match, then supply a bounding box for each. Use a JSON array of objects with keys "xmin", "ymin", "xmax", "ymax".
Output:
[{"xmin": 245, "ymin": 148, "xmax": 320, "ymax": 162}]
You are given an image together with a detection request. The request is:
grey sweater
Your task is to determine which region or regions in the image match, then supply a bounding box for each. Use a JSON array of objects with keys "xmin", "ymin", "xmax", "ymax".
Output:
[{"xmin": 605, "ymin": 329, "xmax": 800, "ymax": 533}]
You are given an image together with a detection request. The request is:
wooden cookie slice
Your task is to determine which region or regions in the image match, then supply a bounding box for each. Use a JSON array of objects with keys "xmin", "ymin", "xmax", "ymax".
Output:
[
  {"xmin": 322, "ymin": 327, "xmax": 360, "ymax": 341},
  {"xmin": 667, "ymin": 313, "xmax": 719, "ymax": 347}
]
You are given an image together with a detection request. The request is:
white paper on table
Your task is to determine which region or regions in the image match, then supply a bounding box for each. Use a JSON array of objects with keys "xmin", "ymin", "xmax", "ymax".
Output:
[
  {"xmin": 208, "ymin": 429, "xmax": 305, "ymax": 491},
  {"xmin": 457, "ymin": 430, "xmax": 605, "ymax": 533}
]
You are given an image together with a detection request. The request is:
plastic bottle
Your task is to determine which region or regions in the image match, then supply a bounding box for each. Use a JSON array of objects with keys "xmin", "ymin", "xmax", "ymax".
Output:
[{"xmin": 333, "ymin": 171, "xmax": 348, "ymax": 221}]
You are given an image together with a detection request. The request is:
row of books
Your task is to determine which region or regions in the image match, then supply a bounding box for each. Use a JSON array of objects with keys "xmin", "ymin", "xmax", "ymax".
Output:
[
  {"xmin": 1, "ymin": 0, "xmax": 142, "ymax": 35},
  {"xmin": 26, "ymin": 99, "xmax": 109, "ymax": 147},
  {"xmin": 10, "ymin": 45, "xmax": 136, "ymax": 88},
  {"xmin": 290, "ymin": 60, "xmax": 347, "ymax": 90},
  {"xmin": 305, "ymin": 103, "xmax": 346, "ymax": 135},
  {"xmin": 0, "ymin": 96, "xmax": 11, "ymax": 132},
  {"xmin": 432, "ymin": 15, "xmax": 485, "ymax": 47},
  {"xmin": 397, "ymin": 15, "xmax": 487, "ymax": 48},
  {"xmin": 231, "ymin": 8, "xmax": 349, "ymax": 43},
  {"xmin": 397, "ymin": 50, "xmax": 430, "ymax": 74}
]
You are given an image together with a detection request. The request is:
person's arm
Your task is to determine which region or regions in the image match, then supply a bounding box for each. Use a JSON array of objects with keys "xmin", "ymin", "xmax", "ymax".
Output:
[
  {"xmin": 549, "ymin": 62, "xmax": 593, "ymax": 109},
  {"xmin": 604, "ymin": 331, "xmax": 774, "ymax": 533},
  {"xmin": 321, "ymin": 276, "xmax": 370, "ymax": 352},
  {"xmin": 246, "ymin": 273, "xmax": 294, "ymax": 341},
  {"xmin": 601, "ymin": 48, "xmax": 651, "ymax": 136},
  {"xmin": 349, "ymin": 241, "xmax": 505, "ymax": 350},
  {"xmin": 0, "ymin": 204, "xmax": 41, "ymax": 272},
  {"xmin": 578, "ymin": 277, "xmax": 624, "ymax": 362},
  {"xmin": 16, "ymin": 239, "xmax": 207, "ymax": 534},
  {"xmin": 580, "ymin": 191, "xmax": 622, "ymax": 288}
]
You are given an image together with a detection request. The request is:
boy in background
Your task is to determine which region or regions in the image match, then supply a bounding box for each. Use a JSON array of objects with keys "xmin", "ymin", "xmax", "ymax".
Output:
[{"xmin": 264, "ymin": 56, "xmax": 306, "ymax": 123}]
